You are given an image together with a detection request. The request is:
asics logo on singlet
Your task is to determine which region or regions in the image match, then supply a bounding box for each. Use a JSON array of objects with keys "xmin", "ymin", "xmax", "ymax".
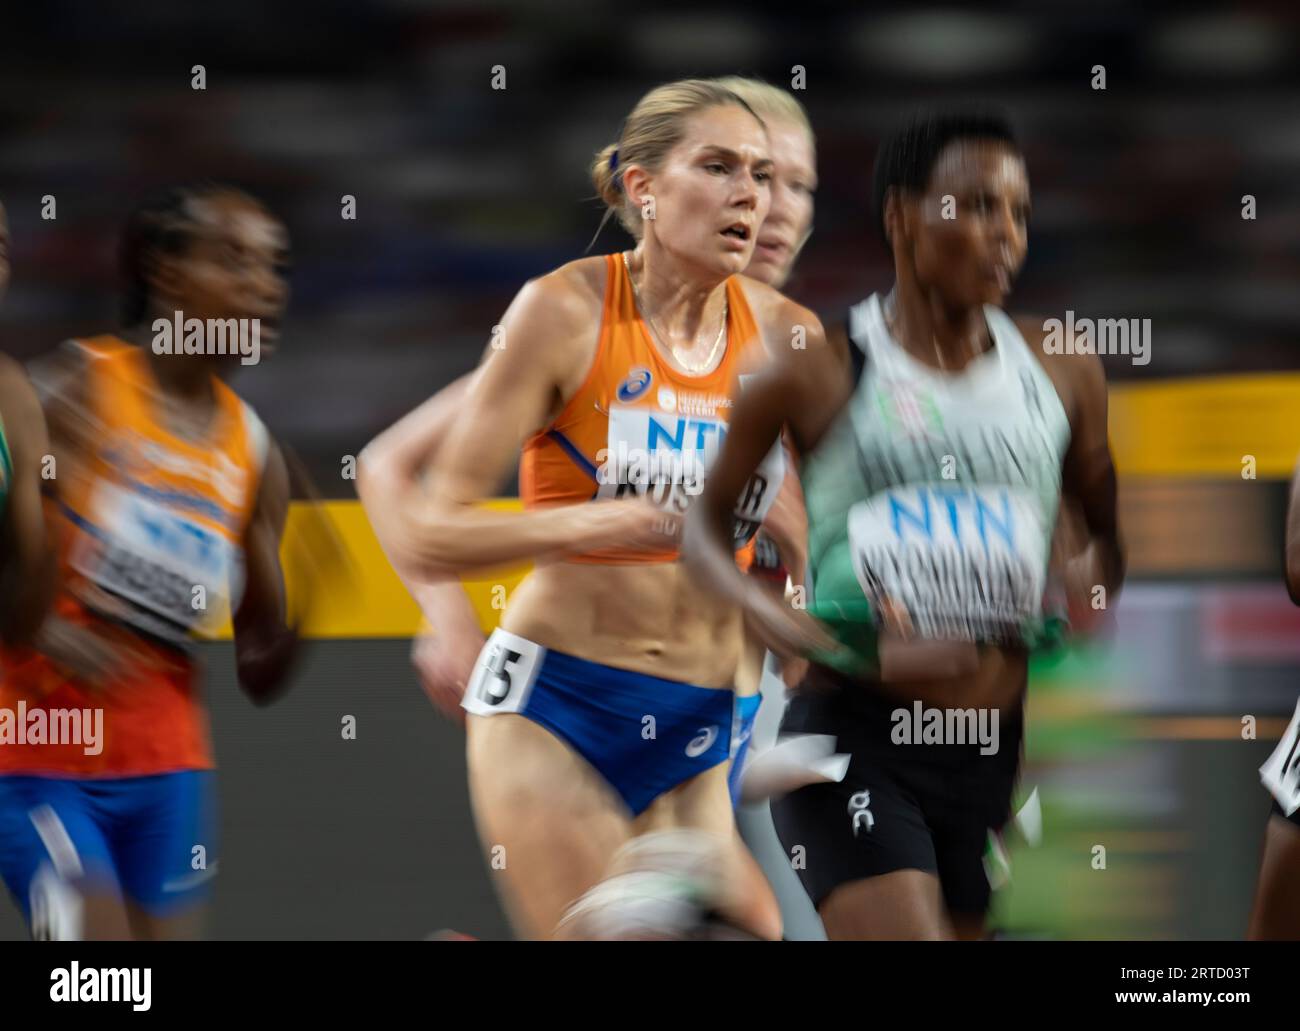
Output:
[
  {"xmin": 685, "ymin": 725, "xmax": 718, "ymax": 758},
  {"xmin": 616, "ymin": 366, "xmax": 653, "ymax": 403},
  {"xmin": 848, "ymin": 790, "xmax": 874, "ymax": 836}
]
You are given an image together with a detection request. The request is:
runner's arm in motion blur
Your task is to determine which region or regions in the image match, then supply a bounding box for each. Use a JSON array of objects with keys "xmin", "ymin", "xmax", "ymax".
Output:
[
  {"xmin": 232, "ymin": 440, "xmax": 300, "ymax": 704},
  {"xmin": 682, "ymin": 304, "xmax": 843, "ymax": 661},
  {"xmin": 1284, "ymin": 459, "xmax": 1300, "ymax": 605},
  {"xmin": 0, "ymin": 355, "xmax": 55, "ymax": 645},
  {"xmin": 357, "ymin": 272, "xmax": 671, "ymax": 583},
  {"xmin": 755, "ymin": 445, "xmax": 807, "ymax": 583},
  {"xmin": 357, "ymin": 372, "xmax": 486, "ymax": 721},
  {"xmin": 1020, "ymin": 318, "xmax": 1125, "ymax": 619},
  {"xmin": 1059, "ymin": 350, "xmax": 1125, "ymax": 610}
]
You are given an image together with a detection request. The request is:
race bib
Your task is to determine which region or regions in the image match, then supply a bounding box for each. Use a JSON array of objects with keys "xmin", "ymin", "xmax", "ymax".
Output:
[
  {"xmin": 1260, "ymin": 698, "xmax": 1300, "ymax": 815},
  {"xmin": 847, "ymin": 483, "xmax": 1048, "ymax": 645},
  {"xmin": 69, "ymin": 481, "xmax": 240, "ymax": 643},
  {"xmin": 462, "ymin": 629, "xmax": 544, "ymax": 717},
  {"xmin": 596, "ymin": 406, "xmax": 784, "ymax": 545}
]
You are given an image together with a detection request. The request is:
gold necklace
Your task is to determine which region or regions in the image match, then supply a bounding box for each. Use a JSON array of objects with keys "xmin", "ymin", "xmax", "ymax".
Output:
[{"xmin": 623, "ymin": 251, "xmax": 727, "ymax": 375}]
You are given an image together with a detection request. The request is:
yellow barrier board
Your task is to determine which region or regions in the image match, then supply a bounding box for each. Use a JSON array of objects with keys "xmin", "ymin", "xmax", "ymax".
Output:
[{"xmin": 1109, "ymin": 373, "xmax": 1300, "ymax": 478}]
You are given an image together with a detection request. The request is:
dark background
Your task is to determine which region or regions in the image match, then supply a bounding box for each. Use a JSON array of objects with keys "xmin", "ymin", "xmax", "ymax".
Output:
[{"xmin": 2, "ymin": 2, "xmax": 1299, "ymax": 488}]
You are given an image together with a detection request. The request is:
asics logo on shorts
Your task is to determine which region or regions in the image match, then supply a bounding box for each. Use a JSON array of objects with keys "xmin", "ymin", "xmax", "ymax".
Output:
[
  {"xmin": 685, "ymin": 725, "xmax": 718, "ymax": 758},
  {"xmin": 848, "ymin": 790, "xmax": 875, "ymax": 836}
]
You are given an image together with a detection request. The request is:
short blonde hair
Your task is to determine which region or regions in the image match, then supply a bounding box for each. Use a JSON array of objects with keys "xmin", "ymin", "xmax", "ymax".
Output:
[{"xmin": 591, "ymin": 78, "xmax": 763, "ymax": 239}]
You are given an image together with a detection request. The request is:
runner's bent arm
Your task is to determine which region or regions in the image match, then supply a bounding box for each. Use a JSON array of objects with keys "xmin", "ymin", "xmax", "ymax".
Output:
[
  {"xmin": 1060, "ymin": 351, "xmax": 1125, "ymax": 600},
  {"xmin": 683, "ymin": 303, "xmax": 839, "ymax": 624},
  {"xmin": 0, "ymin": 356, "xmax": 55, "ymax": 645},
  {"xmin": 357, "ymin": 372, "xmax": 485, "ymax": 642},
  {"xmin": 1286, "ymin": 462, "xmax": 1300, "ymax": 605},
  {"xmin": 233, "ymin": 441, "xmax": 296, "ymax": 703},
  {"xmin": 359, "ymin": 271, "xmax": 668, "ymax": 580}
]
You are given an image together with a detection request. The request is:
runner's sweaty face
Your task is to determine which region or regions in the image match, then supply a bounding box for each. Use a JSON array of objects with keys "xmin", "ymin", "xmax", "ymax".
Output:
[
  {"xmin": 623, "ymin": 104, "xmax": 773, "ymax": 280},
  {"xmin": 903, "ymin": 139, "xmax": 1029, "ymax": 310}
]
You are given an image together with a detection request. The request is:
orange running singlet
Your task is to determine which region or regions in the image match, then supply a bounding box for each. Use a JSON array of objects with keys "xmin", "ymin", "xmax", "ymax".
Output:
[
  {"xmin": 0, "ymin": 337, "xmax": 268, "ymax": 777},
  {"xmin": 520, "ymin": 253, "xmax": 785, "ymax": 565}
]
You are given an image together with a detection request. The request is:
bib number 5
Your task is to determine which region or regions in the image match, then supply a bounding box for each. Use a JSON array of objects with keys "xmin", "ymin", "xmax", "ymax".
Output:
[{"xmin": 462, "ymin": 630, "xmax": 543, "ymax": 717}]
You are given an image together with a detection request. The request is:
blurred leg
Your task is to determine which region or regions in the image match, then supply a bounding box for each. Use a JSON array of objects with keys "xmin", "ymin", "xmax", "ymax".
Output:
[
  {"xmin": 112, "ymin": 771, "xmax": 218, "ymax": 941},
  {"xmin": 127, "ymin": 900, "xmax": 206, "ymax": 940},
  {"xmin": 0, "ymin": 776, "xmax": 129, "ymax": 940},
  {"xmin": 1247, "ymin": 814, "xmax": 1300, "ymax": 940},
  {"xmin": 466, "ymin": 713, "xmax": 632, "ymax": 940},
  {"xmin": 819, "ymin": 870, "xmax": 953, "ymax": 940},
  {"xmin": 634, "ymin": 761, "xmax": 782, "ymax": 940}
]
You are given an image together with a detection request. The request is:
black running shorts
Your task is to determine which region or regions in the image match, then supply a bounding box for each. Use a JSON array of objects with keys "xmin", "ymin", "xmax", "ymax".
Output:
[{"xmin": 772, "ymin": 662, "xmax": 1025, "ymax": 919}]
